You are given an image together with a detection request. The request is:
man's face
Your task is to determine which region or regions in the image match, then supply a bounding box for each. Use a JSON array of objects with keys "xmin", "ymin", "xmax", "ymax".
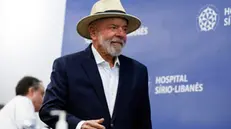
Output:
[
  {"xmin": 31, "ymin": 83, "xmax": 44, "ymax": 112},
  {"xmin": 90, "ymin": 18, "xmax": 128, "ymax": 57}
]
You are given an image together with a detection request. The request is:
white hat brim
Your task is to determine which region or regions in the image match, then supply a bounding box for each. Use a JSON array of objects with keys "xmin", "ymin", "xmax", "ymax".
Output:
[{"xmin": 76, "ymin": 12, "xmax": 141, "ymax": 39}]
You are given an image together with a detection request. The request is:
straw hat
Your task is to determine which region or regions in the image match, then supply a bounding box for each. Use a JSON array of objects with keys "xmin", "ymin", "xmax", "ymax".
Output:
[{"xmin": 76, "ymin": 0, "xmax": 141, "ymax": 39}]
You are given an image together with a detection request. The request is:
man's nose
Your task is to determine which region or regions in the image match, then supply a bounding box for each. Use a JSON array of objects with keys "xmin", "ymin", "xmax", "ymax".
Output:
[{"xmin": 115, "ymin": 27, "xmax": 127, "ymax": 38}]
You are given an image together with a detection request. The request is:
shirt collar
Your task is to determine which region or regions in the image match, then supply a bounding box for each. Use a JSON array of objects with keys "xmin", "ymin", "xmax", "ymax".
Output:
[{"xmin": 91, "ymin": 45, "xmax": 120, "ymax": 66}]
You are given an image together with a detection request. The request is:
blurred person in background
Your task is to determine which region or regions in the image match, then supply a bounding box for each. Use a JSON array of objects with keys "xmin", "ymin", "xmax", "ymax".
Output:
[{"xmin": 0, "ymin": 76, "xmax": 44, "ymax": 129}]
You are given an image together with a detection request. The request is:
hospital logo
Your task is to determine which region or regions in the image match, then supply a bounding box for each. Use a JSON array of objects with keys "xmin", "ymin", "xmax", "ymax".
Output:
[{"xmin": 197, "ymin": 5, "xmax": 219, "ymax": 32}]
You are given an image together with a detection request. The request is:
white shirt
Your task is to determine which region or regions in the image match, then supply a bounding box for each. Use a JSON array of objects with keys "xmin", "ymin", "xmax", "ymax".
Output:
[
  {"xmin": 76, "ymin": 45, "xmax": 120, "ymax": 129},
  {"xmin": 0, "ymin": 96, "xmax": 36, "ymax": 129}
]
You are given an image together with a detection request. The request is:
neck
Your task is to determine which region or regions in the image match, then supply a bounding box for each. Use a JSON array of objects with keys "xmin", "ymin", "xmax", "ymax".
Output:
[
  {"xmin": 104, "ymin": 54, "xmax": 115, "ymax": 68},
  {"xmin": 25, "ymin": 94, "xmax": 33, "ymax": 100}
]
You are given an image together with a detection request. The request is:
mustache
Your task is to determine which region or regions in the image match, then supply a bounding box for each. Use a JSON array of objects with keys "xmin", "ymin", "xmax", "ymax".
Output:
[{"xmin": 110, "ymin": 37, "xmax": 125, "ymax": 45}]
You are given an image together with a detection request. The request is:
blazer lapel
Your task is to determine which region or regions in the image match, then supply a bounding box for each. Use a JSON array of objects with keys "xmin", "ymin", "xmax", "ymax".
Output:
[
  {"xmin": 112, "ymin": 55, "xmax": 134, "ymax": 121},
  {"xmin": 81, "ymin": 45, "xmax": 110, "ymax": 115}
]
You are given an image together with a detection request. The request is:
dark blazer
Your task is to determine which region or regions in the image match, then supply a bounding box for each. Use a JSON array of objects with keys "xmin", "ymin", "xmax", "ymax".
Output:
[{"xmin": 39, "ymin": 44, "xmax": 152, "ymax": 129}]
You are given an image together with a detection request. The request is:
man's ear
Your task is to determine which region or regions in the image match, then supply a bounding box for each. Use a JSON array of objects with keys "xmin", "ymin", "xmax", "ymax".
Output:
[
  {"xmin": 27, "ymin": 87, "xmax": 35, "ymax": 96},
  {"xmin": 88, "ymin": 25, "xmax": 97, "ymax": 40}
]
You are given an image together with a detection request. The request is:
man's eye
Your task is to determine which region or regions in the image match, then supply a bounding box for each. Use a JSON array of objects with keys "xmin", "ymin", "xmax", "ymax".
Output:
[{"xmin": 111, "ymin": 26, "xmax": 117, "ymax": 29}]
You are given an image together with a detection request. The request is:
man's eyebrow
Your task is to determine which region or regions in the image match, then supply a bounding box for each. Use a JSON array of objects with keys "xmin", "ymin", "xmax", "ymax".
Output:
[
  {"xmin": 108, "ymin": 24, "xmax": 128, "ymax": 27},
  {"xmin": 108, "ymin": 24, "xmax": 117, "ymax": 26}
]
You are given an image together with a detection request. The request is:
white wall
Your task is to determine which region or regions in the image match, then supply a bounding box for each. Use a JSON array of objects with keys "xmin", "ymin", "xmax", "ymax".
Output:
[{"xmin": 0, "ymin": 0, "xmax": 66, "ymax": 104}]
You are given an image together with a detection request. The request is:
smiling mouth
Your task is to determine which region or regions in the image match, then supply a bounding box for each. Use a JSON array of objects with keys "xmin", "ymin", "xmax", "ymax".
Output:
[{"xmin": 111, "ymin": 41, "xmax": 123, "ymax": 45}]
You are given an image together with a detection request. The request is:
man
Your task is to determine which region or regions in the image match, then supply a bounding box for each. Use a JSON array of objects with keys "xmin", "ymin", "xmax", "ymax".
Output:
[
  {"xmin": 39, "ymin": 0, "xmax": 152, "ymax": 129},
  {"xmin": 0, "ymin": 76, "xmax": 44, "ymax": 129}
]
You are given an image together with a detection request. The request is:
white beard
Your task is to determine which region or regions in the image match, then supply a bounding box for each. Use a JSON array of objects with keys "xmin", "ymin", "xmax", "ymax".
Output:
[{"xmin": 98, "ymin": 34, "xmax": 126, "ymax": 57}]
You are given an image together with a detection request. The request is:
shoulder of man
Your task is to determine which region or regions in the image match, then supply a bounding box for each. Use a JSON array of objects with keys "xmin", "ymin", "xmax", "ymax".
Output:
[
  {"xmin": 14, "ymin": 96, "xmax": 34, "ymax": 107},
  {"xmin": 119, "ymin": 55, "xmax": 147, "ymax": 70}
]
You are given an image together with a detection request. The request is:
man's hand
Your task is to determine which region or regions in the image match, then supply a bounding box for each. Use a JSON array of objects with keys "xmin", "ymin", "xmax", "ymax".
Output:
[{"xmin": 81, "ymin": 118, "xmax": 105, "ymax": 129}]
